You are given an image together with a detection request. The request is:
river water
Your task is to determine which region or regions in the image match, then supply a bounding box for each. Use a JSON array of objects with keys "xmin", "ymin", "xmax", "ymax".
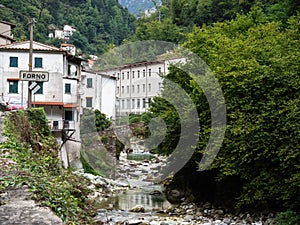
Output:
[{"xmin": 92, "ymin": 142, "xmax": 265, "ymax": 225}]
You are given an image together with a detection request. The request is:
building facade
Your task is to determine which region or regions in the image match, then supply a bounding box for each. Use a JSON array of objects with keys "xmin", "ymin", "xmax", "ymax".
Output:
[
  {"xmin": 98, "ymin": 58, "xmax": 183, "ymax": 116},
  {"xmin": 81, "ymin": 70, "xmax": 116, "ymax": 119}
]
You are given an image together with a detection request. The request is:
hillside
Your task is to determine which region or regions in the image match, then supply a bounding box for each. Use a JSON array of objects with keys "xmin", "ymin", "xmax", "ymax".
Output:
[
  {"xmin": 118, "ymin": 0, "xmax": 161, "ymax": 15},
  {"xmin": 0, "ymin": 0, "xmax": 136, "ymax": 55}
]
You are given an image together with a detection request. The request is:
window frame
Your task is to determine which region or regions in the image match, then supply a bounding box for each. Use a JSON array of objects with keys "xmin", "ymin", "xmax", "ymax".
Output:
[
  {"xmin": 87, "ymin": 78, "xmax": 93, "ymax": 88},
  {"xmin": 65, "ymin": 83, "xmax": 71, "ymax": 94},
  {"xmin": 86, "ymin": 97, "xmax": 93, "ymax": 107},
  {"xmin": 34, "ymin": 57, "xmax": 43, "ymax": 68},
  {"xmin": 35, "ymin": 82, "xmax": 43, "ymax": 94},
  {"xmin": 8, "ymin": 80, "xmax": 18, "ymax": 93},
  {"xmin": 9, "ymin": 56, "xmax": 18, "ymax": 67}
]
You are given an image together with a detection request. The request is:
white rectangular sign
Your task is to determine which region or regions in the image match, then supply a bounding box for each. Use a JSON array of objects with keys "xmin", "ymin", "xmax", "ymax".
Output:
[{"xmin": 19, "ymin": 71, "xmax": 49, "ymax": 82}]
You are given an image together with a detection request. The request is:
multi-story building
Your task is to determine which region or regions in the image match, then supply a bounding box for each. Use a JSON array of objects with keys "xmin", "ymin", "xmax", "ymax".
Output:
[
  {"xmin": 98, "ymin": 58, "xmax": 184, "ymax": 116},
  {"xmin": 0, "ymin": 20, "xmax": 16, "ymax": 45},
  {"xmin": 0, "ymin": 40, "xmax": 84, "ymax": 168},
  {"xmin": 81, "ymin": 70, "xmax": 116, "ymax": 119}
]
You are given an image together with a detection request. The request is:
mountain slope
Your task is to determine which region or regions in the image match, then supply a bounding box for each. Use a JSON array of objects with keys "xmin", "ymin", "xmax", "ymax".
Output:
[
  {"xmin": 119, "ymin": 0, "xmax": 160, "ymax": 15},
  {"xmin": 0, "ymin": 0, "xmax": 136, "ymax": 55}
]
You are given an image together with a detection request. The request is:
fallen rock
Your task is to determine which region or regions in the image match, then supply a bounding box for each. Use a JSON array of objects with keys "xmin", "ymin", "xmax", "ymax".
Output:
[{"xmin": 129, "ymin": 205, "xmax": 145, "ymax": 213}]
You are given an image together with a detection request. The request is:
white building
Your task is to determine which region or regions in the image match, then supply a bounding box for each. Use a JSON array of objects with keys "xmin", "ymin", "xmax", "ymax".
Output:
[
  {"xmin": 50, "ymin": 25, "xmax": 76, "ymax": 40},
  {"xmin": 81, "ymin": 70, "xmax": 116, "ymax": 119},
  {"xmin": 0, "ymin": 40, "xmax": 85, "ymax": 168},
  {"xmin": 97, "ymin": 58, "xmax": 184, "ymax": 116},
  {"xmin": 0, "ymin": 20, "xmax": 16, "ymax": 45}
]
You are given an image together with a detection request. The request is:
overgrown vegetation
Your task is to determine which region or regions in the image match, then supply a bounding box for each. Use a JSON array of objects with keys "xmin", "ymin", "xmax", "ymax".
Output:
[
  {"xmin": 273, "ymin": 210, "xmax": 300, "ymax": 225},
  {"xmin": 0, "ymin": 109, "xmax": 98, "ymax": 224},
  {"xmin": 133, "ymin": 0, "xmax": 300, "ymax": 43},
  {"xmin": 80, "ymin": 108, "xmax": 117, "ymax": 178},
  {"xmin": 149, "ymin": 6, "xmax": 300, "ymax": 217}
]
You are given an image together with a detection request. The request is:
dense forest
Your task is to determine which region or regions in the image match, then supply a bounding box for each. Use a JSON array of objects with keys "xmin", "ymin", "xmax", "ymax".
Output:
[
  {"xmin": 133, "ymin": 0, "xmax": 300, "ymax": 42},
  {"xmin": 138, "ymin": 0, "xmax": 300, "ymax": 219},
  {"xmin": 0, "ymin": 0, "xmax": 135, "ymax": 55}
]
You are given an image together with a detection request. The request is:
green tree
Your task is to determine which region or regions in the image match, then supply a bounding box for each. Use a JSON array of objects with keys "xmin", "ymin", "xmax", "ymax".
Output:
[{"xmin": 153, "ymin": 8, "xmax": 300, "ymax": 211}]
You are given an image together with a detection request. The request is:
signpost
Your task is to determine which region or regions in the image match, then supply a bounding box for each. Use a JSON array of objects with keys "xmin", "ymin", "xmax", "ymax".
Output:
[{"xmin": 29, "ymin": 81, "xmax": 41, "ymax": 108}]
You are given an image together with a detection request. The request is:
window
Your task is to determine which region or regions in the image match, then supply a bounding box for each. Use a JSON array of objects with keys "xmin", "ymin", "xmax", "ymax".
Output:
[
  {"xmin": 137, "ymin": 70, "xmax": 140, "ymax": 78},
  {"xmin": 148, "ymin": 83, "xmax": 151, "ymax": 92},
  {"xmin": 35, "ymin": 82, "xmax": 43, "ymax": 94},
  {"xmin": 68, "ymin": 64, "xmax": 77, "ymax": 76},
  {"xmin": 158, "ymin": 67, "xmax": 161, "ymax": 73},
  {"xmin": 8, "ymin": 80, "xmax": 18, "ymax": 93},
  {"xmin": 117, "ymin": 87, "xmax": 120, "ymax": 94},
  {"xmin": 127, "ymin": 72, "xmax": 129, "ymax": 79},
  {"xmin": 132, "ymin": 85, "xmax": 134, "ymax": 93},
  {"xmin": 159, "ymin": 82, "xmax": 162, "ymax": 90},
  {"xmin": 143, "ymin": 84, "xmax": 145, "ymax": 92},
  {"xmin": 126, "ymin": 85, "xmax": 129, "ymax": 93},
  {"xmin": 87, "ymin": 78, "xmax": 93, "ymax": 88},
  {"xmin": 65, "ymin": 83, "xmax": 71, "ymax": 93},
  {"xmin": 132, "ymin": 71, "xmax": 135, "ymax": 79},
  {"xmin": 137, "ymin": 85, "xmax": 140, "ymax": 93},
  {"xmin": 142, "ymin": 98, "xmax": 146, "ymax": 108},
  {"xmin": 137, "ymin": 99, "xmax": 140, "ymax": 108},
  {"xmin": 148, "ymin": 68, "xmax": 151, "ymax": 77},
  {"xmin": 117, "ymin": 73, "xmax": 120, "ymax": 79},
  {"xmin": 122, "ymin": 100, "xmax": 125, "ymax": 109},
  {"xmin": 132, "ymin": 99, "xmax": 135, "ymax": 109},
  {"xmin": 65, "ymin": 111, "xmax": 73, "ymax": 121},
  {"xmin": 121, "ymin": 86, "xmax": 124, "ymax": 94},
  {"xmin": 9, "ymin": 57, "xmax": 18, "ymax": 67},
  {"xmin": 143, "ymin": 70, "xmax": 146, "ymax": 77},
  {"xmin": 122, "ymin": 72, "xmax": 124, "ymax": 80},
  {"xmin": 34, "ymin": 57, "xmax": 43, "ymax": 68},
  {"xmin": 86, "ymin": 97, "xmax": 92, "ymax": 107},
  {"xmin": 127, "ymin": 99, "xmax": 130, "ymax": 109}
]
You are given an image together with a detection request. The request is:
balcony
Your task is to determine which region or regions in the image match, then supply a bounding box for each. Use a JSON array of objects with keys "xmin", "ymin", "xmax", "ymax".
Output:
[{"xmin": 49, "ymin": 120, "xmax": 75, "ymax": 131}]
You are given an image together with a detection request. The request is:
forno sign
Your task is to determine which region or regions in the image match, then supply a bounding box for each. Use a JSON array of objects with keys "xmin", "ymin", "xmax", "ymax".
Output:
[{"xmin": 19, "ymin": 71, "xmax": 49, "ymax": 82}]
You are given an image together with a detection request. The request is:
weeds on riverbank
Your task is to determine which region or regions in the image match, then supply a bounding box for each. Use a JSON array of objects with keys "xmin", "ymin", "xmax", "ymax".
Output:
[{"xmin": 0, "ymin": 109, "xmax": 99, "ymax": 224}]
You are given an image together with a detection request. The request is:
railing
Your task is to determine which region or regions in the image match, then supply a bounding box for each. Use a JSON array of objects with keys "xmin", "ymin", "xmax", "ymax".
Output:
[{"xmin": 49, "ymin": 120, "xmax": 75, "ymax": 131}]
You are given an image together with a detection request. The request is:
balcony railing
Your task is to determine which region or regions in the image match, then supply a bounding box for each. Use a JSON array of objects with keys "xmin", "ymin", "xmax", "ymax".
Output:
[{"xmin": 49, "ymin": 120, "xmax": 75, "ymax": 131}]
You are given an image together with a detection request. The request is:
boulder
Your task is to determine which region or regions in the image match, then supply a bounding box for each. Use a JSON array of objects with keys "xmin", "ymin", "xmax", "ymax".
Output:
[{"xmin": 129, "ymin": 205, "xmax": 145, "ymax": 213}]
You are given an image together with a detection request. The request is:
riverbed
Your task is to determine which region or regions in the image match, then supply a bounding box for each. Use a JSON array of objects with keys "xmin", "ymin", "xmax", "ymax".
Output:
[{"xmin": 78, "ymin": 142, "xmax": 269, "ymax": 225}]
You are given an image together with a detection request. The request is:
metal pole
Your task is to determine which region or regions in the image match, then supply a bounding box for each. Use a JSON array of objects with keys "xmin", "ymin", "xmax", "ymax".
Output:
[{"xmin": 28, "ymin": 17, "xmax": 33, "ymax": 108}]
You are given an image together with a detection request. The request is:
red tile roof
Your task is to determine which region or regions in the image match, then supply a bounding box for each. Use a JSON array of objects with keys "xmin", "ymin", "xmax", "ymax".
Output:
[
  {"xmin": 31, "ymin": 102, "xmax": 79, "ymax": 108},
  {"xmin": 64, "ymin": 103, "xmax": 78, "ymax": 108},
  {"xmin": 32, "ymin": 101, "xmax": 64, "ymax": 106}
]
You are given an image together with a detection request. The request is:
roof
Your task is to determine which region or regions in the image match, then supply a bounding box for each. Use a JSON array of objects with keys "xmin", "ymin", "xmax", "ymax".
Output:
[
  {"xmin": 0, "ymin": 41, "xmax": 87, "ymax": 62},
  {"xmin": 0, "ymin": 41, "xmax": 63, "ymax": 52},
  {"xmin": 32, "ymin": 101, "xmax": 64, "ymax": 106},
  {"xmin": 61, "ymin": 43, "xmax": 75, "ymax": 47},
  {"xmin": 0, "ymin": 34, "xmax": 16, "ymax": 43},
  {"xmin": 0, "ymin": 20, "xmax": 16, "ymax": 28},
  {"xmin": 32, "ymin": 102, "xmax": 79, "ymax": 108},
  {"xmin": 96, "ymin": 60, "xmax": 166, "ymax": 72}
]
